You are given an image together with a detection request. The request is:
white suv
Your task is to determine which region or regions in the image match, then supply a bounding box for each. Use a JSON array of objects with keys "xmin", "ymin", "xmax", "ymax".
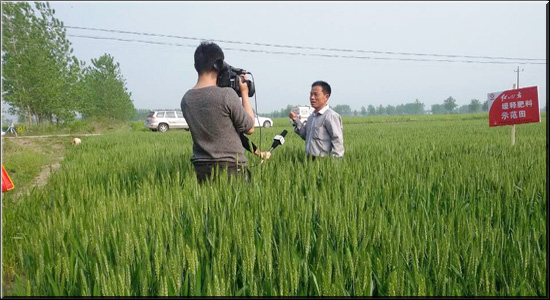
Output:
[
  {"xmin": 291, "ymin": 105, "xmax": 315, "ymax": 125},
  {"xmin": 144, "ymin": 110, "xmax": 189, "ymax": 132},
  {"xmin": 254, "ymin": 116, "xmax": 273, "ymax": 128},
  {"xmin": 145, "ymin": 110, "xmax": 272, "ymax": 132}
]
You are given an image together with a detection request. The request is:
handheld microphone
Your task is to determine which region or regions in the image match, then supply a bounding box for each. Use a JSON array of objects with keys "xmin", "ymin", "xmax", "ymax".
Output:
[
  {"xmin": 260, "ymin": 130, "xmax": 287, "ymax": 164},
  {"xmin": 268, "ymin": 130, "xmax": 288, "ymax": 152}
]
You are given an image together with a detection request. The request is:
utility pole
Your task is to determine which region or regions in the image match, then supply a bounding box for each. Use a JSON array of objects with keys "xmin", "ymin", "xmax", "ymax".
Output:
[
  {"xmin": 514, "ymin": 66, "xmax": 524, "ymax": 88},
  {"xmin": 511, "ymin": 66, "xmax": 523, "ymax": 147}
]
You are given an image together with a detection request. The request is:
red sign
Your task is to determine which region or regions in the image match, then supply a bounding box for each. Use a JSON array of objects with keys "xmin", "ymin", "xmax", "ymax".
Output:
[
  {"xmin": 488, "ymin": 86, "xmax": 540, "ymax": 127},
  {"xmin": 2, "ymin": 164, "xmax": 15, "ymax": 193}
]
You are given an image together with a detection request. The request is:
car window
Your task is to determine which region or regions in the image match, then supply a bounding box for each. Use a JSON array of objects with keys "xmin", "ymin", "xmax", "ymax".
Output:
[
  {"xmin": 147, "ymin": 112, "xmax": 154, "ymax": 118},
  {"xmin": 176, "ymin": 111, "xmax": 184, "ymax": 118},
  {"xmin": 156, "ymin": 111, "xmax": 165, "ymax": 118},
  {"xmin": 166, "ymin": 111, "xmax": 176, "ymax": 118}
]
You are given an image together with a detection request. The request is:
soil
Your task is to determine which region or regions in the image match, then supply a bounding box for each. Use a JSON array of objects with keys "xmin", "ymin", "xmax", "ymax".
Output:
[{"xmin": 7, "ymin": 137, "xmax": 67, "ymax": 196}]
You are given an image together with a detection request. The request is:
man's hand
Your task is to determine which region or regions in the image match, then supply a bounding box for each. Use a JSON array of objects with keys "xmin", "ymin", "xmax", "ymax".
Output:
[
  {"xmin": 238, "ymin": 74, "xmax": 254, "ymax": 134},
  {"xmin": 254, "ymin": 149, "xmax": 271, "ymax": 160},
  {"xmin": 289, "ymin": 111, "xmax": 297, "ymax": 122},
  {"xmin": 259, "ymin": 151, "xmax": 271, "ymax": 160},
  {"xmin": 238, "ymin": 74, "xmax": 249, "ymax": 95}
]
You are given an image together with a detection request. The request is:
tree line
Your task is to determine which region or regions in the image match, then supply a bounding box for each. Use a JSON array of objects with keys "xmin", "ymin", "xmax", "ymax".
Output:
[
  {"xmin": 263, "ymin": 97, "xmax": 491, "ymax": 118},
  {"xmin": 2, "ymin": 2, "xmax": 135, "ymax": 126}
]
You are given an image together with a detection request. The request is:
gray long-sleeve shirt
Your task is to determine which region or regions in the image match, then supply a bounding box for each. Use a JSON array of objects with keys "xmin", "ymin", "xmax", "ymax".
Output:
[
  {"xmin": 294, "ymin": 106, "xmax": 344, "ymax": 158},
  {"xmin": 181, "ymin": 86, "xmax": 253, "ymax": 165}
]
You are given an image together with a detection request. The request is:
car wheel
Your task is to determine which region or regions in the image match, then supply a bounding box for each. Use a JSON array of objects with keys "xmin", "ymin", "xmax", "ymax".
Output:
[
  {"xmin": 158, "ymin": 123, "xmax": 169, "ymax": 132},
  {"xmin": 263, "ymin": 121, "xmax": 272, "ymax": 128}
]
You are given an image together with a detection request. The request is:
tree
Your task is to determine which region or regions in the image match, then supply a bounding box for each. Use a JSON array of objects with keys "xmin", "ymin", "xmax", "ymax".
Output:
[
  {"xmin": 458, "ymin": 104, "xmax": 469, "ymax": 114},
  {"xmin": 443, "ymin": 97, "xmax": 458, "ymax": 113},
  {"xmin": 414, "ymin": 99, "xmax": 425, "ymax": 115},
  {"xmin": 2, "ymin": 2, "xmax": 39, "ymax": 125},
  {"xmin": 367, "ymin": 104, "xmax": 376, "ymax": 116},
  {"xmin": 431, "ymin": 104, "xmax": 446, "ymax": 114},
  {"xmin": 482, "ymin": 100, "xmax": 489, "ymax": 112},
  {"xmin": 264, "ymin": 104, "xmax": 300, "ymax": 118},
  {"xmin": 376, "ymin": 104, "xmax": 386, "ymax": 115},
  {"xmin": 33, "ymin": 2, "xmax": 81, "ymax": 124},
  {"xmin": 468, "ymin": 99, "xmax": 482, "ymax": 113},
  {"xmin": 403, "ymin": 99, "xmax": 425, "ymax": 115},
  {"xmin": 2, "ymin": 2, "xmax": 82, "ymax": 125},
  {"xmin": 395, "ymin": 104, "xmax": 405, "ymax": 115},
  {"xmin": 278, "ymin": 104, "xmax": 294, "ymax": 118},
  {"xmin": 81, "ymin": 54, "xmax": 135, "ymax": 120},
  {"xmin": 133, "ymin": 108, "xmax": 152, "ymax": 121},
  {"xmin": 386, "ymin": 105, "xmax": 396, "ymax": 115},
  {"xmin": 360, "ymin": 106, "xmax": 367, "ymax": 116},
  {"xmin": 333, "ymin": 104, "xmax": 352, "ymax": 116}
]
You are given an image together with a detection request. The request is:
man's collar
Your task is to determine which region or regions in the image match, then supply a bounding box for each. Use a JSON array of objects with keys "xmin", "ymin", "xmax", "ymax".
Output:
[{"xmin": 315, "ymin": 105, "xmax": 329, "ymax": 115}]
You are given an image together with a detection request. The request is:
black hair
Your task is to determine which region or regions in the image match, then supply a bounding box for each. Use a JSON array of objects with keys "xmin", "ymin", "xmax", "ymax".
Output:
[
  {"xmin": 194, "ymin": 41, "xmax": 224, "ymax": 74},
  {"xmin": 312, "ymin": 80, "xmax": 331, "ymax": 96}
]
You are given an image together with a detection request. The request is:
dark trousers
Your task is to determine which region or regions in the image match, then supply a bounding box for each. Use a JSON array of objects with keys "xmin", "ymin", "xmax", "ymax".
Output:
[{"xmin": 193, "ymin": 161, "xmax": 251, "ymax": 184}]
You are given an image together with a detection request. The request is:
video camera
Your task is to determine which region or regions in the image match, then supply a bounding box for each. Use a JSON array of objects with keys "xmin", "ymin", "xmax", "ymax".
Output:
[{"xmin": 214, "ymin": 60, "xmax": 255, "ymax": 97}]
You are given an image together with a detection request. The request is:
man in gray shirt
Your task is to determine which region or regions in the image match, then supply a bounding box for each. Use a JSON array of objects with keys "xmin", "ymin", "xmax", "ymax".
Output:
[
  {"xmin": 289, "ymin": 81, "xmax": 344, "ymax": 158},
  {"xmin": 181, "ymin": 42, "xmax": 255, "ymax": 183}
]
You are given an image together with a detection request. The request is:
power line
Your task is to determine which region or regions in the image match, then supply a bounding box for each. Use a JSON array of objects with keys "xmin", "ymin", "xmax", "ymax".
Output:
[
  {"xmin": 66, "ymin": 33, "xmax": 547, "ymax": 65},
  {"xmin": 65, "ymin": 25, "xmax": 546, "ymax": 62}
]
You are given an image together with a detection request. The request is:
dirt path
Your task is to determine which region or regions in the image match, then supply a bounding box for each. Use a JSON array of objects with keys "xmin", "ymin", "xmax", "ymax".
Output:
[
  {"xmin": 3, "ymin": 133, "xmax": 100, "ymax": 139},
  {"xmin": 4, "ymin": 134, "xmax": 100, "ymax": 193},
  {"xmin": 33, "ymin": 149, "xmax": 64, "ymax": 191},
  {"xmin": 4, "ymin": 136, "xmax": 69, "ymax": 196}
]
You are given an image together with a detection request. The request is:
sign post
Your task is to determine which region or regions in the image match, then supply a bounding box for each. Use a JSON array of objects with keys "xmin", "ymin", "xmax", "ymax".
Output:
[
  {"xmin": 487, "ymin": 85, "xmax": 540, "ymax": 146},
  {"xmin": 511, "ymin": 84, "xmax": 516, "ymax": 147},
  {"xmin": 511, "ymin": 124, "xmax": 515, "ymax": 147}
]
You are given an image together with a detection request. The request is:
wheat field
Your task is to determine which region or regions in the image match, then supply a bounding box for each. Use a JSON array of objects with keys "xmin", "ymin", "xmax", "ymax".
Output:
[{"xmin": 2, "ymin": 114, "xmax": 546, "ymax": 296}]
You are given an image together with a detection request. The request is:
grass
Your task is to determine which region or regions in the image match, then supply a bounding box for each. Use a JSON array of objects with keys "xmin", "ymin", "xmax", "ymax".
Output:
[
  {"xmin": 2, "ymin": 119, "xmax": 146, "ymax": 136},
  {"xmin": 1, "ymin": 113, "xmax": 546, "ymax": 296},
  {"xmin": 1, "ymin": 137, "xmax": 68, "ymax": 194}
]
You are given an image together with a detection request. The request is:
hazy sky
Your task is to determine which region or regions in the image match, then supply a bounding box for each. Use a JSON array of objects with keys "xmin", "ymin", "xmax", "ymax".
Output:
[{"xmin": 8, "ymin": 1, "xmax": 549, "ymax": 113}]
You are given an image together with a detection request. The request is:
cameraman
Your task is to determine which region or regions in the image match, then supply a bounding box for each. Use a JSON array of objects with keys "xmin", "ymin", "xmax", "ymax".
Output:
[
  {"xmin": 289, "ymin": 81, "xmax": 344, "ymax": 159},
  {"xmin": 181, "ymin": 41, "xmax": 255, "ymax": 183}
]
